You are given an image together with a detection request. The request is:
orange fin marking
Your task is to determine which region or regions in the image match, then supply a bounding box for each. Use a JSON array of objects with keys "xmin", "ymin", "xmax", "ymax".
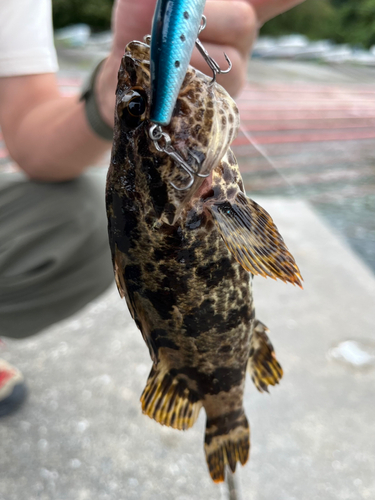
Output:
[
  {"xmin": 209, "ymin": 192, "xmax": 303, "ymax": 288},
  {"xmin": 248, "ymin": 320, "xmax": 283, "ymax": 393},
  {"xmin": 204, "ymin": 413, "xmax": 250, "ymax": 483},
  {"xmin": 140, "ymin": 366, "xmax": 202, "ymax": 431}
]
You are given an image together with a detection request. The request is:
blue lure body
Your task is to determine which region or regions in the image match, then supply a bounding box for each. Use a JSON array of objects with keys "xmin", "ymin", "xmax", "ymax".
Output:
[{"xmin": 150, "ymin": 0, "xmax": 206, "ymax": 126}]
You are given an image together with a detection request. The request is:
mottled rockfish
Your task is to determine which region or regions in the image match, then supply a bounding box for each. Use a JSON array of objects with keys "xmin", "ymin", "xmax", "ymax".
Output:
[{"xmin": 106, "ymin": 40, "xmax": 302, "ymax": 483}]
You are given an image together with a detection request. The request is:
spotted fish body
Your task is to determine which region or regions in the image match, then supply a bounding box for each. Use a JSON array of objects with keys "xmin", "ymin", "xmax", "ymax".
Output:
[
  {"xmin": 150, "ymin": 0, "xmax": 206, "ymax": 125},
  {"xmin": 106, "ymin": 41, "xmax": 302, "ymax": 482}
]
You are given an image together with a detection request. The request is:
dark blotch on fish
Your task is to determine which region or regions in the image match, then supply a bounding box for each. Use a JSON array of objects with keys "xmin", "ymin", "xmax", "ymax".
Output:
[{"xmin": 171, "ymin": 366, "xmax": 244, "ymax": 396}]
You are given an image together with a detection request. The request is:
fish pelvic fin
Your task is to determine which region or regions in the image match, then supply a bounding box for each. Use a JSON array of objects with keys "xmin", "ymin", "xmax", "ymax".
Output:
[
  {"xmin": 204, "ymin": 410, "xmax": 250, "ymax": 483},
  {"xmin": 248, "ymin": 320, "xmax": 283, "ymax": 393},
  {"xmin": 140, "ymin": 366, "xmax": 202, "ymax": 431},
  {"xmin": 208, "ymin": 192, "xmax": 303, "ymax": 288}
]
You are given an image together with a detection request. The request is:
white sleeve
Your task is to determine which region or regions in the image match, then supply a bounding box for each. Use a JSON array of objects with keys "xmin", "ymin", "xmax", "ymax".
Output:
[{"xmin": 0, "ymin": 0, "xmax": 58, "ymax": 77}]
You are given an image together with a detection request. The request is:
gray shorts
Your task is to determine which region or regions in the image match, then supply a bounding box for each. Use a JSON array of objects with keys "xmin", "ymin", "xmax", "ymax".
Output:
[{"xmin": 0, "ymin": 171, "xmax": 114, "ymax": 339}]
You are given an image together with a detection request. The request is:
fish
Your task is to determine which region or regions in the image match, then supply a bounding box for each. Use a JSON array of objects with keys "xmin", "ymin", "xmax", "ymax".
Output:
[
  {"xmin": 106, "ymin": 40, "xmax": 302, "ymax": 483},
  {"xmin": 150, "ymin": 0, "xmax": 206, "ymax": 125}
]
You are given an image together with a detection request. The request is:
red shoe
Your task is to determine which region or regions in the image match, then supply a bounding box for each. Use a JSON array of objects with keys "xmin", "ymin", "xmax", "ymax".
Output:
[{"xmin": 0, "ymin": 359, "xmax": 27, "ymax": 417}]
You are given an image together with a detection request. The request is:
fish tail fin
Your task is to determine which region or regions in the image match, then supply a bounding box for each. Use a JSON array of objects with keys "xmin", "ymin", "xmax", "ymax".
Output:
[
  {"xmin": 248, "ymin": 320, "xmax": 283, "ymax": 393},
  {"xmin": 204, "ymin": 410, "xmax": 250, "ymax": 483},
  {"xmin": 208, "ymin": 192, "xmax": 303, "ymax": 288},
  {"xmin": 140, "ymin": 366, "xmax": 202, "ymax": 430}
]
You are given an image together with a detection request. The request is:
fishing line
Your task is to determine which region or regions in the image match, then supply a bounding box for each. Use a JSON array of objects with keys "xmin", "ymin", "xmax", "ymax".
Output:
[
  {"xmin": 221, "ymin": 467, "xmax": 242, "ymax": 500},
  {"xmin": 216, "ymin": 125, "xmax": 296, "ymax": 500},
  {"xmin": 239, "ymin": 124, "xmax": 300, "ymax": 198},
  {"xmin": 226, "ymin": 467, "xmax": 242, "ymax": 500},
  {"xmin": 218, "ymin": 129, "xmax": 287, "ymax": 500}
]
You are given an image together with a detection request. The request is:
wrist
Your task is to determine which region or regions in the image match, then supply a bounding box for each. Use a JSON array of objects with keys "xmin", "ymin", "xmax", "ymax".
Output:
[{"xmin": 95, "ymin": 53, "xmax": 122, "ymax": 128}]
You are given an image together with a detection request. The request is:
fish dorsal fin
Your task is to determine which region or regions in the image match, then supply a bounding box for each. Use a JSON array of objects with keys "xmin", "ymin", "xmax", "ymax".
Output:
[
  {"xmin": 209, "ymin": 192, "xmax": 303, "ymax": 287},
  {"xmin": 140, "ymin": 366, "xmax": 202, "ymax": 431}
]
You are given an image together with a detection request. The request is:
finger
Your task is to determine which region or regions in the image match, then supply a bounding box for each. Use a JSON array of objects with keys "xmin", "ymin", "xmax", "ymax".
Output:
[
  {"xmin": 201, "ymin": 1, "xmax": 257, "ymax": 58},
  {"xmin": 249, "ymin": 0, "xmax": 305, "ymax": 25}
]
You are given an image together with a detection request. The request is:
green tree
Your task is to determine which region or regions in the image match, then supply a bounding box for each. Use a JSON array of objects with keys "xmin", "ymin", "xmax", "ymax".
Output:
[
  {"xmin": 260, "ymin": 0, "xmax": 340, "ymax": 41},
  {"xmin": 52, "ymin": 0, "xmax": 375, "ymax": 50},
  {"xmin": 336, "ymin": 0, "xmax": 375, "ymax": 48},
  {"xmin": 52, "ymin": 0, "xmax": 114, "ymax": 31}
]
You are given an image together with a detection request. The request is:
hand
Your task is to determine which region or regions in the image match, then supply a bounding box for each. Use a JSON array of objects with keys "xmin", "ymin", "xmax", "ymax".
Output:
[
  {"xmin": 192, "ymin": 0, "xmax": 305, "ymax": 95},
  {"xmin": 97, "ymin": 0, "xmax": 304, "ymax": 125}
]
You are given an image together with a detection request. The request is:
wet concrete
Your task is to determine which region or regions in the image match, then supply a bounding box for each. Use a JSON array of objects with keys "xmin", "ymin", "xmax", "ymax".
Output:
[{"xmin": 1, "ymin": 198, "xmax": 374, "ymax": 500}]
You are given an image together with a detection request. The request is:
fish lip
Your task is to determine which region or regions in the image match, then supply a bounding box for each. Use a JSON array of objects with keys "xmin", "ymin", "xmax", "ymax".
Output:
[{"xmin": 124, "ymin": 40, "xmax": 151, "ymax": 59}]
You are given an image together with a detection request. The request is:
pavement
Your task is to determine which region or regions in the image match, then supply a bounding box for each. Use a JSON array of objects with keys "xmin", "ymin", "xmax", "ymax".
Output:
[
  {"xmin": 1, "ymin": 198, "xmax": 375, "ymax": 500},
  {"xmin": 1, "ymin": 52, "xmax": 375, "ymax": 500}
]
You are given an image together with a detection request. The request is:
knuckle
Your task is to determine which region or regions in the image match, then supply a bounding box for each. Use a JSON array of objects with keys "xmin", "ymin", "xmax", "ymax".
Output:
[{"xmin": 232, "ymin": 2, "xmax": 257, "ymax": 36}]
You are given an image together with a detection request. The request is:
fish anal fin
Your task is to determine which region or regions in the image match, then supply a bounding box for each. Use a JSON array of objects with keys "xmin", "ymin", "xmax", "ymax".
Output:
[
  {"xmin": 248, "ymin": 320, "xmax": 283, "ymax": 393},
  {"xmin": 208, "ymin": 192, "xmax": 303, "ymax": 288},
  {"xmin": 204, "ymin": 411, "xmax": 250, "ymax": 483},
  {"xmin": 140, "ymin": 366, "xmax": 202, "ymax": 431}
]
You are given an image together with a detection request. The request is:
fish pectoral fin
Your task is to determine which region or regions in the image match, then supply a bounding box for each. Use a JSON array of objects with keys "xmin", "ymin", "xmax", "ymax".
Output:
[
  {"xmin": 248, "ymin": 320, "xmax": 283, "ymax": 393},
  {"xmin": 204, "ymin": 411, "xmax": 250, "ymax": 483},
  {"xmin": 209, "ymin": 192, "xmax": 303, "ymax": 287},
  {"xmin": 140, "ymin": 366, "xmax": 202, "ymax": 431},
  {"xmin": 113, "ymin": 246, "xmax": 138, "ymax": 322},
  {"xmin": 114, "ymin": 250, "xmax": 126, "ymax": 299}
]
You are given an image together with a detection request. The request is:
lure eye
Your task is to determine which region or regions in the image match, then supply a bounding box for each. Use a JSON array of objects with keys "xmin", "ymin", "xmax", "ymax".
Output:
[{"xmin": 119, "ymin": 89, "xmax": 147, "ymax": 129}]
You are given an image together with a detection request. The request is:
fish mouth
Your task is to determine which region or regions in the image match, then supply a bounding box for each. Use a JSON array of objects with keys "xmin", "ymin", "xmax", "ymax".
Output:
[
  {"xmin": 121, "ymin": 41, "xmax": 240, "ymax": 224},
  {"xmin": 157, "ymin": 66, "xmax": 240, "ymax": 223},
  {"xmin": 166, "ymin": 67, "xmax": 240, "ymax": 180},
  {"xmin": 123, "ymin": 40, "xmax": 239, "ymax": 166}
]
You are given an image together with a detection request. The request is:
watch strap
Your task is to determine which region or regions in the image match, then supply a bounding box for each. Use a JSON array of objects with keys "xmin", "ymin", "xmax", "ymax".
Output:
[{"xmin": 80, "ymin": 59, "xmax": 114, "ymax": 141}]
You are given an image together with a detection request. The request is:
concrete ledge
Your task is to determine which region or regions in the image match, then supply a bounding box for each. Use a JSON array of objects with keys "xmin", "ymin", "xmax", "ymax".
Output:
[{"xmin": 1, "ymin": 199, "xmax": 374, "ymax": 500}]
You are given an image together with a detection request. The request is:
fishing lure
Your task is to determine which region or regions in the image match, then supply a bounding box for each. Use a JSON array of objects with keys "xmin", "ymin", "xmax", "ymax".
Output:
[
  {"xmin": 149, "ymin": 0, "xmax": 232, "ymax": 191},
  {"xmin": 150, "ymin": 0, "xmax": 206, "ymax": 126}
]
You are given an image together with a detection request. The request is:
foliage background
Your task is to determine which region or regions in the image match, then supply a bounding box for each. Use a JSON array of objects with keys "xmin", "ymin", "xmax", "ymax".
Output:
[
  {"xmin": 52, "ymin": 0, "xmax": 375, "ymax": 49},
  {"xmin": 52, "ymin": 0, "xmax": 114, "ymax": 31}
]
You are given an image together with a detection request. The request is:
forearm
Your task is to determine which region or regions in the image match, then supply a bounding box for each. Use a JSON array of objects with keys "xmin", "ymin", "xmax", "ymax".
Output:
[
  {"xmin": 12, "ymin": 96, "xmax": 111, "ymax": 181},
  {"xmin": 0, "ymin": 69, "xmax": 118, "ymax": 182}
]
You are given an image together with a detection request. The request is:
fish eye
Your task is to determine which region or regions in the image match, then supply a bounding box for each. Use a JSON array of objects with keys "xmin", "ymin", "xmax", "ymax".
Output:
[
  {"xmin": 128, "ymin": 95, "xmax": 146, "ymax": 117},
  {"xmin": 119, "ymin": 88, "xmax": 147, "ymax": 129}
]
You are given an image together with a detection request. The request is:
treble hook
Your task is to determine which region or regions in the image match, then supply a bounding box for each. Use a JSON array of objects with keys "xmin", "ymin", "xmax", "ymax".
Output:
[
  {"xmin": 195, "ymin": 15, "xmax": 232, "ymax": 84},
  {"xmin": 189, "ymin": 150, "xmax": 210, "ymax": 178},
  {"xmin": 149, "ymin": 125, "xmax": 207, "ymax": 191},
  {"xmin": 198, "ymin": 14, "xmax": 207, "ymax": 35}
]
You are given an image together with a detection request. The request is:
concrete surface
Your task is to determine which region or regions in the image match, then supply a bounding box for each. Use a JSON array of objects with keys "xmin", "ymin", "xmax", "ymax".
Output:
[
  {"xmin": 1, "ymin": 198, "xmax": 374, "ymax": 500},
  {"xmin": 247, "ymin": 59, "xmax": 375, "ymax": 85}
]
